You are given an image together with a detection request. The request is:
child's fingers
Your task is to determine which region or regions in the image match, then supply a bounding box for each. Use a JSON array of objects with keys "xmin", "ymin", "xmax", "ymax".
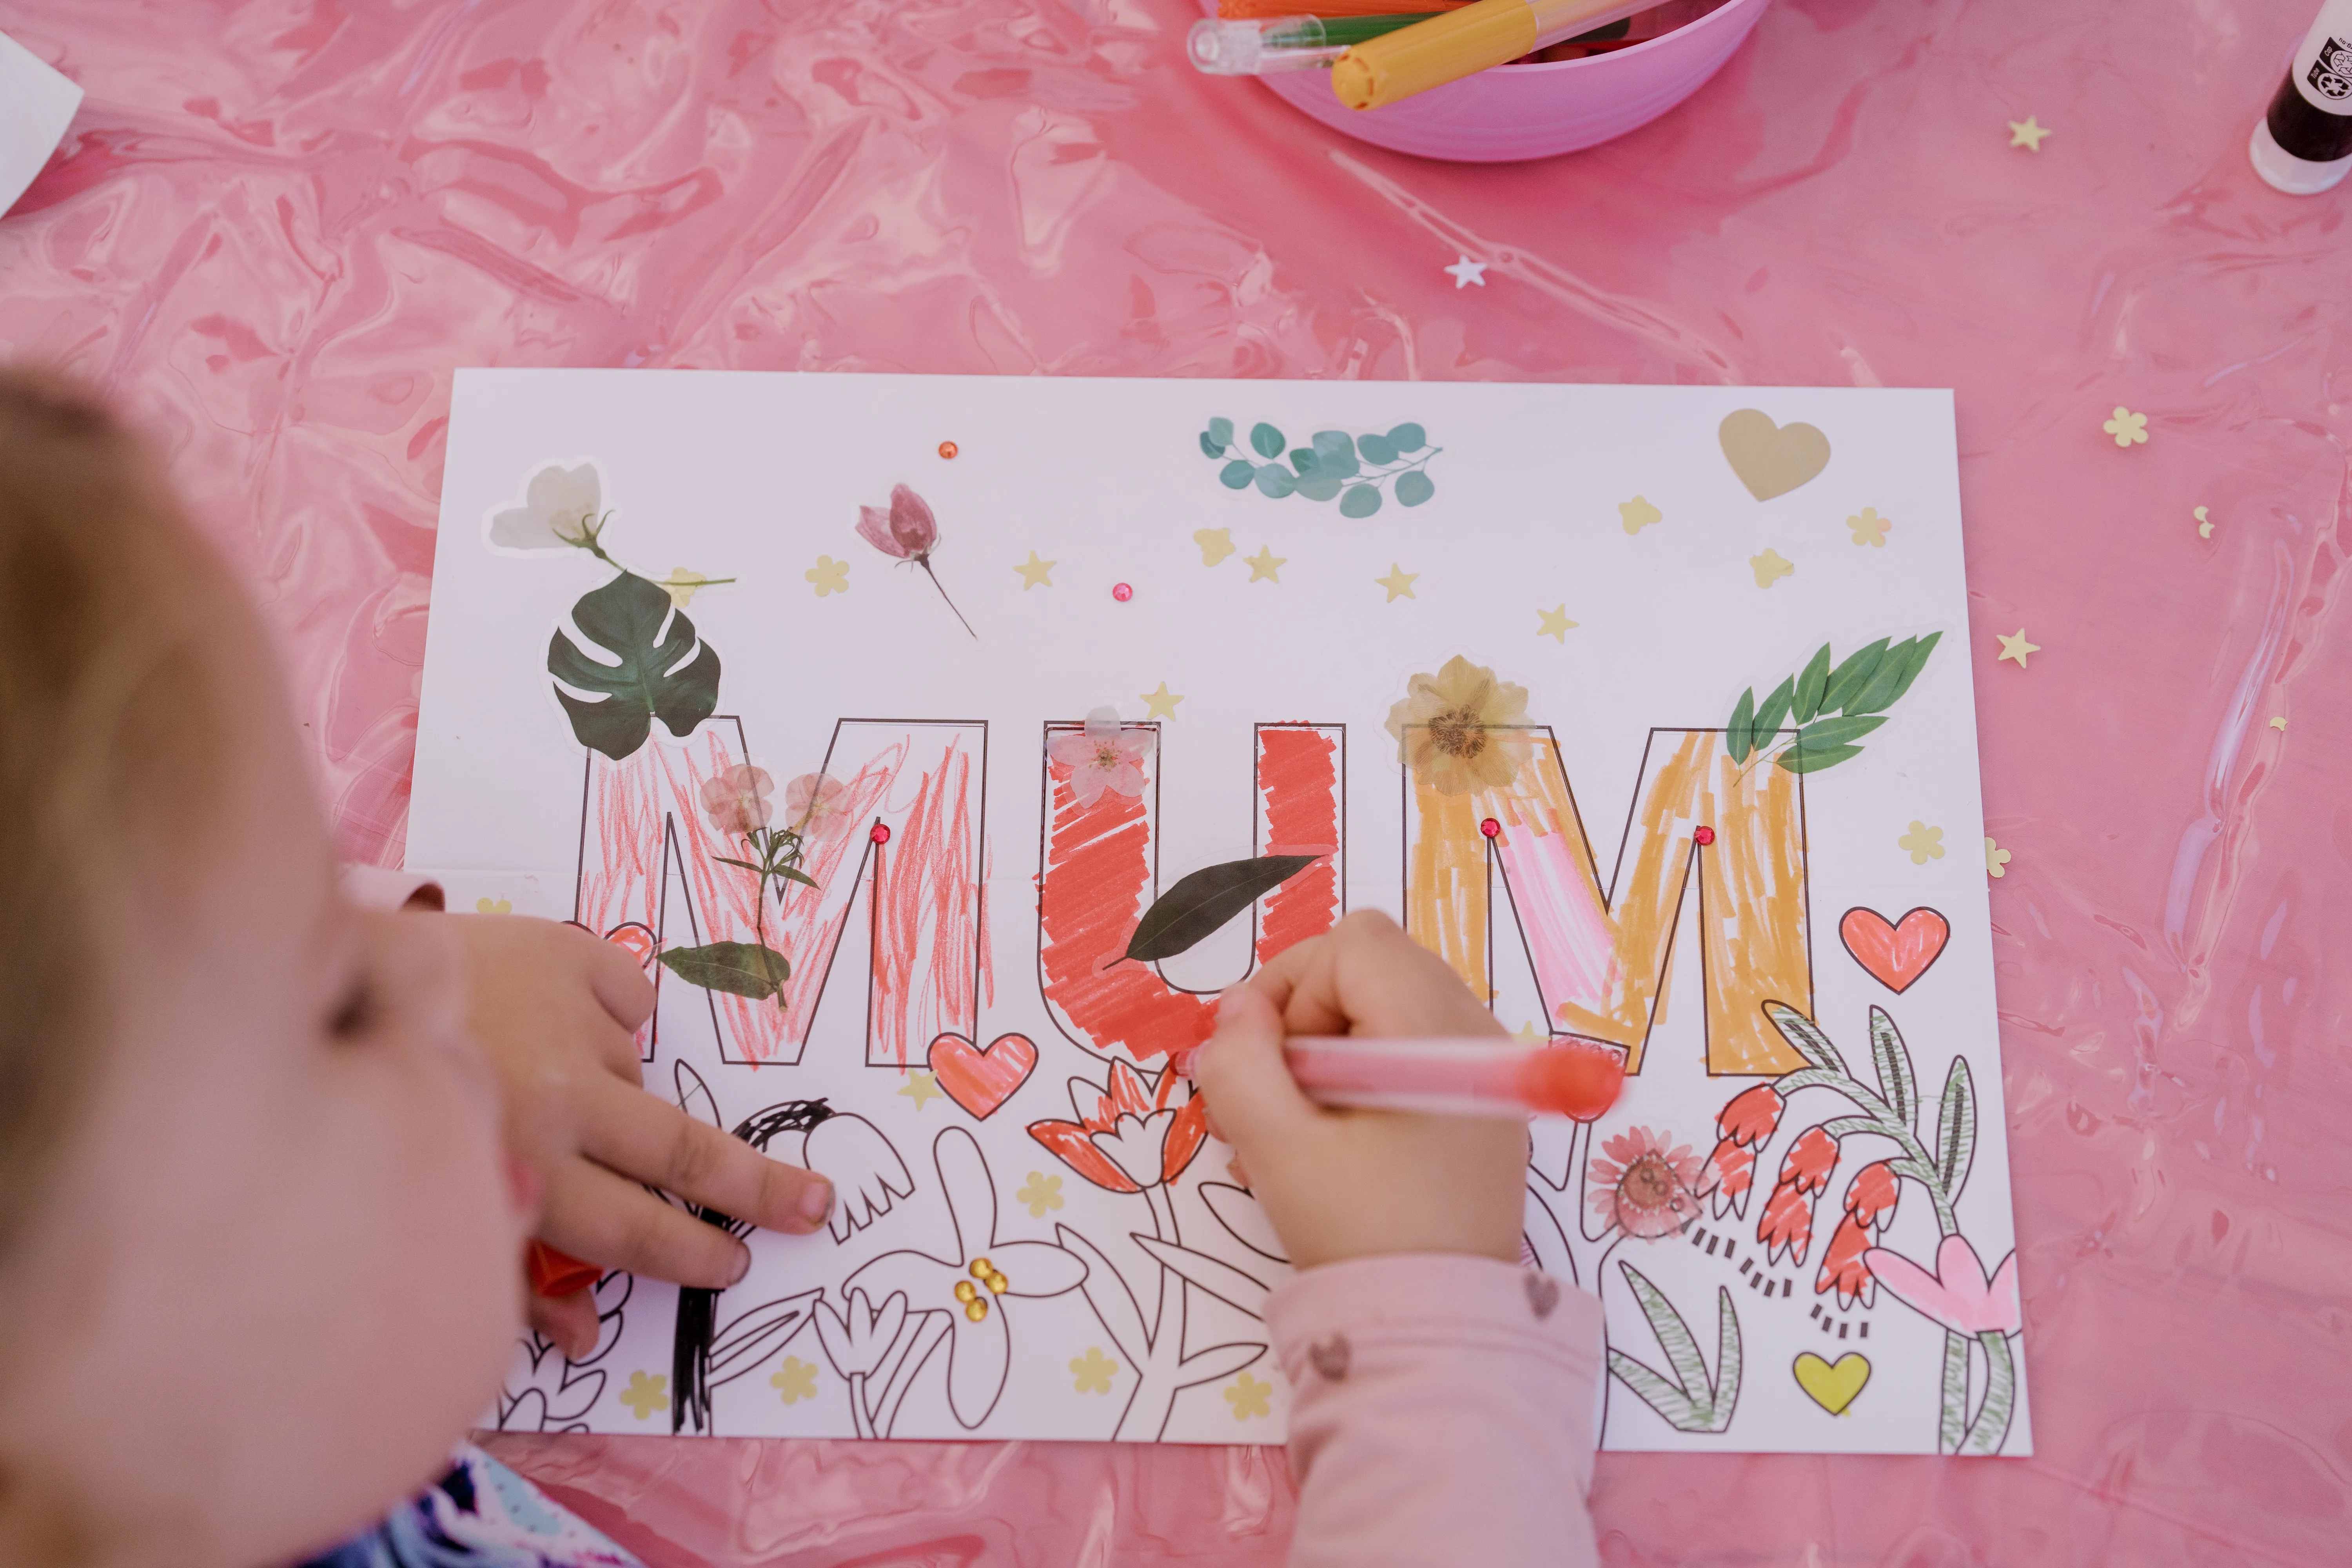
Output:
[
  {"xmin": 1194, "ymin": 983, "xmax": 1320, "ymax": 1158},
  {"xmin": 526, "ymin": 1281, "xmax": 602, "ymax": 1361},
  {"xmin": 572, "ymin": 922, "xmax": 657, "ymax": 1034},
  {"xmin": 1267, "ymin": 909, "xmax": 1504, "ymax": 1041},
  {"xmin": 541, "ymin": 1160, "xmax": 750, "ymax": 1290},
  {"xmin": 577, "ymin": 1076, "xmax": 835, "ymax": 1238}
]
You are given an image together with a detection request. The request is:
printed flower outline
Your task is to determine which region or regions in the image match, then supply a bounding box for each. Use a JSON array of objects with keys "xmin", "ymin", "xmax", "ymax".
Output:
[
  {"xmin": 1756, "ymin": 1126, "xmax": 1838, "ymax": 1265},
  {"xmin": 1027, "ymin": 1060, "xmax": 1208, "ymax": 1195},
  {"xmin": 1385, "ymin": 654, "xmax": 1533, "ymax": 797},
  {"xmin": 1586, "ymin": 1126, "xmax": 1702, "ymax": 1239},
  {"xmin": 783, "ymin": 771, "xmax": 850, "ymax": 840},
  {"xmin": 856, "ymin": 483, "xmax": 975, "ymax": 637},
  {"xmin": 840, "ymin": 1128, "xmax": 1087, "ymax": 1430},
  {"xmin": 490, "ymin": 463, "xmax": 601, "ymax": 552},
  {"xmin": 813, "ymin": 1286, "xmax": 909, "ymax": 1383},
  {"xmin": 1696, "ymin": 1085, "xmax": 1785, "ymax": 1220},
  {"xmin": 801, "ymin": 1113, "xmax": 914, "ymax": 1243},
  {"xmin": 1047, "ymin": 707, "xmax": 1154, "ymax": 808},
  {"xmin": 1864, "ymin": 1235, "xmax": 2021, "ymax": 1336},
  {"xmin": 701, "ymin": 764, "xmax": 775, "ymax": 837},
  {"xmin": 1816, "ymin": 1160, "xmax": 1900, "ymax": 1307}
]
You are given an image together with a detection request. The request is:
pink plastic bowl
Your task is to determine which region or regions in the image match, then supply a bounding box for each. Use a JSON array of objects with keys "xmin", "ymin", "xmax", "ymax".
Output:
[{"xmin": 1234, "ymin": 0, "xmax": 1772, "ymax": 163}]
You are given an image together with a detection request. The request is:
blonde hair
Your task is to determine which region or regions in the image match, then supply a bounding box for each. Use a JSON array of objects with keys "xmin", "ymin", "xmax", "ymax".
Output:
[{"xmin": 0, "ymin": 368, "xmax": 224, "ymax": 1252}]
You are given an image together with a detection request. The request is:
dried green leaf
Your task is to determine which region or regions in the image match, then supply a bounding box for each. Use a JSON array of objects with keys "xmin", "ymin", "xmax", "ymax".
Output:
[
  {"xmin": 659, "ymin": 941, "xmax": 790, "ymax": 1001},
  {"xmin": 1791, "ymin": 643, "xmax": 1833, "ymax": 724},
  {"xmin": 1821, "ymin": 637, "xmax": 1891, "ymax": 715},
  {"xmin": 1753, "ymin": 675, "xmax": 1796, "ymax": 747},
  {"xmin": 1127, "ymin": 855, "xmax": 1320, "ymax": 962}
]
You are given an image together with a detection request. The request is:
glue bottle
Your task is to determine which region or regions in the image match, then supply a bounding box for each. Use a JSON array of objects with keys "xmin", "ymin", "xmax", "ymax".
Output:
[{"xmin": 2251, "ymin": 0, "xmax": 2352, "ymax": 193}]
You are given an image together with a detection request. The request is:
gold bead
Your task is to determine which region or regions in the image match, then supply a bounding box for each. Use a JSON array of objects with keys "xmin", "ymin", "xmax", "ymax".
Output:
[
  {"xmin": 964, "ymin": 1298, "xmax": 989, "ymax": 1322},
  {"xmin": 969, "ymin": 1257, "xmax": 993, "ymax": 1279},
  {"xmin": 985, "ymin": 1271, "xmax": 1009, "ymax": 1295},
  {"xmin": 953, "ymin": 1280, "xmax": 978, "ymax": 1304}
]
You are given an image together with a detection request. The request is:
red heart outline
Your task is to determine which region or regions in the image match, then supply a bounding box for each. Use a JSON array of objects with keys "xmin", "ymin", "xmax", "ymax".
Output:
[
  {"xmin": 927, "ymin": 1031, "xmax": 1039, "ymax": 1120},
  {"xmin": 1838, "ymin": 907, "xmax": 1951, "ymax": 994}
]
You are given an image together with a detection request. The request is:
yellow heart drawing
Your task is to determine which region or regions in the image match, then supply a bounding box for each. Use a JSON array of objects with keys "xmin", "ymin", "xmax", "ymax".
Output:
[
  {"xmin": 1720, "ymin": 409, "xmax": 1832, "ymax": 501},
  {"xmin": 1793, "ymin": 1352, "xmax": 1871, "ymax": 1415}
]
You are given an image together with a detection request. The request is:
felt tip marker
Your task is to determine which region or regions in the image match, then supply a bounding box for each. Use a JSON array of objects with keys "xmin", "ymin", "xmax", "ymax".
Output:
[
  {"xmin": 1283, "ymin": 1034, "xmax": 1628, "ymax": 1120},
  {"xmin": 2252, "ymin": 0, "xmax": 2352, "ymax": 194},
  {"xmin": 1330, "ymin": 0, "xmax": 1651, "ymax": 111},
  {"xmin": 1189, "ymin": 14, "xmax": 1441, "ymax": 75}
]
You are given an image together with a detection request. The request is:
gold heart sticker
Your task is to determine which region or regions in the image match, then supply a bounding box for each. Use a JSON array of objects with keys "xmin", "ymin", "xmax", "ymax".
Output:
[
  {"xmin": 1793, "ymin": 1351, "xmax": 1871, "ymax": 1415},
  {"xmin": 1720, "ymin": 409, "xmax": 1832, "ymax": 501}
]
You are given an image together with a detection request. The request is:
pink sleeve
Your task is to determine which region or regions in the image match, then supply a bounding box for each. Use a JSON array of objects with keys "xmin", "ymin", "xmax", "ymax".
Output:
[
  {"xmin": 1265, "ymin": 1254, "xmax": 1602, "ymax": 1568},
  {"xmin": 342, "ymin": 865, "xmax": 446, "ymax": 911}
]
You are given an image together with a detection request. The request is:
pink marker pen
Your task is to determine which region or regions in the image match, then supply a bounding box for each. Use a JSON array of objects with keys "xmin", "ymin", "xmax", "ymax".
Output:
[{"xmin": 1281, "ymin": 1033, "xmax": 1629, "ymax": 1120}]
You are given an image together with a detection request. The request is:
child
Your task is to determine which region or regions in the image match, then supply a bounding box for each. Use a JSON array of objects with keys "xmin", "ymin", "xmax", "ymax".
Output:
[{"xmin": 0, "ymin": 368, "xmax": 1601, "ymax": 1568}]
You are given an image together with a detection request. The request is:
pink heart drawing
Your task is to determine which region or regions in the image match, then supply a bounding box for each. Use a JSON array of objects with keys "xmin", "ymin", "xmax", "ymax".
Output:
[
  {"xmin": 927, "ymin": 1031, "xmax": 1039, "ymax": 1120},
  {"xmin": 1838, "ymin": 906, "xmax": 1950, "ymax": 994}
]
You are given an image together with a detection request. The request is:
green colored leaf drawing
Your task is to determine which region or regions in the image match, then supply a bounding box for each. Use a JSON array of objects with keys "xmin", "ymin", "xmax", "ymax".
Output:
[
  {"xmin": 1219, "ymin": 460, "xmax": 1254, "ymax": 490},
  {"xmin": 1727, "ymin": 687, "xmax": 1757, "ymax": 764},
  {"xmin": 659, "ymin": 941, "xmax": 790, "ymax": 1002},
  {"xmin": 1934, "ymin": 1055, "xmax": 1976, "ymax": 1198},
  {"xmin": 1126, "ymin": 854, "xmax": 1320, "ymax": 962},
  {"xmin": 1357, "ymin": 432, "xmax": 1397, "ymax": 464},
  {"xmin": 1388, "ymin": 422, "xmax": 1426, "ymax": 452},
  {"xmin": 1207, "ymin": 416, "xmax": 1234, "ymax": 449},
  {"xmin": 1869, "ymin": 1005, "xmax": 1918, "ymax": 1129},
  {"xmin": 548, "ymin": 572, "xmax": 721, "ymax": 761},
  {"xmin": 1338, "ymin": 484, "xmax": 1382, "ymax": 518},
  {"xmin": 1249, "ymin": 421, "xmax": 1286, "ymax": 458},
  {"xmin": 1791, "ymin": 643, "xmax": 1833, "ymax": 724},
  {"xmin": 1764, "ymin": 1000, "xmax": 1851, "ymax": 1076},
  {"xmin": 1608, "ymin": 1263, "xmax": 1740, "ymax": 1434},
  {"xmin": 1395, "ymin": 469, "xmax": 1435, "ymax": 507},
  {"xmin": 1253, "ymin": 465, "xmax": 1296, "ymax": 499}
]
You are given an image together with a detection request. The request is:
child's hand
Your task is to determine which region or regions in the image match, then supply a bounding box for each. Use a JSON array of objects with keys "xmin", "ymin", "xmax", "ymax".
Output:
[
  {"xmin": 1193, "ymin": 911, "xmax": 1527, "ymax": 1272},
  {"xmin": 445, "ymin": 915, "xmax": 834, "ymax": 1352}
]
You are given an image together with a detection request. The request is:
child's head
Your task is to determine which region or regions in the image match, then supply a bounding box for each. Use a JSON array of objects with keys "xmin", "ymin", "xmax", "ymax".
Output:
[{"xmin": 0, "ymin": 370, "xmax": 528, "ymax": 1568}]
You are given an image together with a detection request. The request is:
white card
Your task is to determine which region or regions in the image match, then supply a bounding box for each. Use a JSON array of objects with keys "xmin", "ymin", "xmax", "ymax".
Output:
[{"xmin": 0, "ymin": 31, "xmax": 80, "ymax": 218}]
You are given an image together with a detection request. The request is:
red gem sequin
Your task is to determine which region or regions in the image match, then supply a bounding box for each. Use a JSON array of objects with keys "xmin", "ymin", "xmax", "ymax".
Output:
[
  {"xmin": 871, "ymin": 823, "xmax": 891, "ymax": 844},
  {"xmin": 1480, "ymin": 817, "xmax": 1502, "ymax": 838},
  {"xmin": 1693, "ymin": 826, "xmax": 1717, "ymax": 846},
  {"xmin": 1112, "ymin": 582, "xmax": 1134, "ymax": 602},
  {"xmin": 938, "ymin": 441, "xmax": 958, "ymax": 459}
]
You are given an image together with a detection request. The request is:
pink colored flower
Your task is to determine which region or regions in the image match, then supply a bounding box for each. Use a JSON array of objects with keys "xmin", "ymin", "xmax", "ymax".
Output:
[
  {"xmin": 1047, "ymin": 707, "xmax": 1153, "ymax": 808},
  {"xmin": 1026, "ymin": 1060, "xmax": 1207, "ymax": 1194},
  {"xmin": 1755, "ymin": 1125, "xmax": 1837, "ymax": 1265},
  {"xmin": 855, "ymin": 484, "xmax": 939, "ymax": 561},
  {"xmin": 700, "ymin": 764, "xmax": 774, "ymax": 836},
  {"xmin": 1697, "ymin": 1083, "xmax": 1785, "ymax": 1219},
  {"xmin": 783, "ymin": 772, "xmax": 848, "ymax": 839},
  {"xmin": 1863, "ymin": 1235, "xmax": 2021, "ymax": 1336},
  {"xmin": 1586, "ymin": 1126, "xmax": 1702, "ymax": 1239}
]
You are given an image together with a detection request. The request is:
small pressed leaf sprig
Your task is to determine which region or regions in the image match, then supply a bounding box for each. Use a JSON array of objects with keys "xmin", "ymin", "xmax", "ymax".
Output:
[
  {"xmin": 1726, "ymin": 633, "xmax": 1942, "ymax": 775},
  {"xmin": 658, "ymin": 769, "xmax": 844, "ymax": 1005}
]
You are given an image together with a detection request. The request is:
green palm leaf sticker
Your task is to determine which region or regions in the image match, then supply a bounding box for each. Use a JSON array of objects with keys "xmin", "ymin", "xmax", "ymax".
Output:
[
  {"xmin": 1126, "ymin": 855, "xmax": 1320, "ymax": 962},
  {"xmin": 548, "ymin": 572, "xmax": 722, "ymax": 760}
]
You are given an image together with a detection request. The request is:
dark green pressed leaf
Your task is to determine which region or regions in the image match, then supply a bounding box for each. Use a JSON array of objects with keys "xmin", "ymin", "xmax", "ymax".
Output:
[
  {"xmin": 1880, "ymin": 630, "xmax": 1942, "ymax": 707},
  {"xmin": 1199, "ymin": 431, "xmax": 1227, "ymax": 459},
  {"xmin": 711, "ymin": 856, "xmax": 766, "ymax": 874},
  {"xmin": 1295, "ymin": 474, "xmax": 1344, "ymax": 502},
  {"xmin": 1753, "ymin": 675, "xmax": 1795, "ymax": 746},
  {"xmin": 1207, "ymin": 417, "xmax": 1234, "ymax": 448},
  {"xmin": 1338, "ymin": 484, "xmax": 1382, "ymax": 518},
  {"xmin": 1387, "ymin": 422, "xmax": 1426, "ymax": 452},
  {"xmin": 1821, "ymin": 637, "xmax": 1891, "ymax": 715},
  {"xmin": 1394, "ymin": 470, "xmax": 1435, "ymax": 507},
  {"xmin": 659, "ymin": 941, "xmax": 790, "ymax": 1001},
  {"xmin": 777, "ymin": 865, "xmax": 819, "ymax": 888},
  {"xmin": 1127, "ymin": 854, "xmax": 1320, "ymax": 962},
  {"xmin": 1253, "ymin": 464, "xmax": 1296, "ymax": 499},
  {"xmin": 1356, "ymin": 432, "xmax": 1397, "ymax": 465},
  {"xmin": 1219, "ymin": 459, "xmax": 1255, "ymax": 490},
  {"xmin": 1791, "ymin": 643, "xmax": 1833, "ymax": 724},
  {"xmin": 1250, "ymin": 422, "xmax": 1286, "ymax": 458},
  {"xmin": 1776, "ymin": 741, "xmax": 1864, "ymax": 774},
  {"xmin": 1726, "ymin": 686, "xmax": 1757, "ymax": 765},
  {"xmin": 548, "ymin": 572, "xmax": 722, "ymax": 761},
  {"xmin": 1793, "ymin": 712, "xmax": 1887, "ymax": 750}
]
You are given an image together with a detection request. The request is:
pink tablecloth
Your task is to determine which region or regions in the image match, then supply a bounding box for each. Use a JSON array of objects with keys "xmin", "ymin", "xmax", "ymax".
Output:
[{"xmin": 5, "ymin": 1, "xmax": 2346, "ymax": 1562}]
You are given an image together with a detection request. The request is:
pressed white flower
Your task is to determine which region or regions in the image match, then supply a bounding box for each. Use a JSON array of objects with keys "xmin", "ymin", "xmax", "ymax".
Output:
[{"xmin": 490, "ymin": 463, "xmax": 602, "ymax": 552}]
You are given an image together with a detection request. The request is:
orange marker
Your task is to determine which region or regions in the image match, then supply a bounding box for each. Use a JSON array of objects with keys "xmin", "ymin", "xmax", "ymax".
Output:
[
  {"xmin": 1284, "ymin": 1034, "xmax": 1628, "ymax": 1120},
  {"xmin": 1330, "ymin": 0, "xmax": 1646, "ymax": 110}
]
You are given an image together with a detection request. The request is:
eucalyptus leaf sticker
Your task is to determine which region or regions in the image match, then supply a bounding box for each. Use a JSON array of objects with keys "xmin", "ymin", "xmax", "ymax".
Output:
[
  {"xmin": 1198, "ymin": 417, "xmax": 1440, "ymax": 516},
  {"xmin": 548, "ymin": 572, "xmax": 722, "ymax": 761},
  {"xmin": 1126, "ymin": 855, "xmax": 1321, "ymax": 962}
]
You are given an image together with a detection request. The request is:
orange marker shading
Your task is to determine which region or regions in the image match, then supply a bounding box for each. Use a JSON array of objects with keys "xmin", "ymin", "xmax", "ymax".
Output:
[{"xmin": 1283, "ymin": 1034, "xmax": 1627, "ymax": 1120}]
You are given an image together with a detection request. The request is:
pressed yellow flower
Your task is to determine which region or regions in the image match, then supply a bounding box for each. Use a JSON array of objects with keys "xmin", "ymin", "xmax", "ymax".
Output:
[{"xmin": 1385, "ymin": 655, "xmax": 1532, "ymax": 796}]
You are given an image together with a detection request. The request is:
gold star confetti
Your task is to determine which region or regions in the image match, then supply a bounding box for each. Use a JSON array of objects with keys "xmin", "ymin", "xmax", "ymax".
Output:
[
  {"xmin": 1996, "ymin": 629, "xmax": 2041, "ymax": 668},
  {"xmin": 1140, "ymin": 682, "xmax": 1184, "ymax": 720},
  {"xmin": 806, "ymin": 555, "xmax": 850, "ymax": 597},
  {"xmin": 1376, "ymin": 563, "xmax": 1419, "ymax": 602},
  {"xmin": 1847, "ymin": 507, "xmax": 1891, "ymax": 547},
  {"xmin": 2270, "ymin": 716, "xmax": 2287, "ymax": 731},
  {"xmin": 898, "ymin": 1070, "xmax": 944, "ymax": 1111},
  {"xmin": 1071, "ymin": 1347, "xmax": 1119, "ymax": 1395},
  {"xmin": 1223, "ymin": 1371, "xmax": 1273, "ymax": 1420},
  {"xmin": 1985, "ymin": 837, "xmax": 2011, "ymax": 879},
  {"xmin": 770, "ymin": 1357, "xmax": 819, "ymax": 1405},
  {"xmin": 1537, "ymin": 604, "xmax": 1578, "ymax": 642},
  {"xmin": 2009, "ymin": 115, "xmax": 2051, "ymax": 151},
  {"xmin": 619, "ymin": 1371, "xmax": 667, "ymax": 1420},
  {"xmin": 1513, "ymin": 1021, "xmax": 1546, "ymax": 1045},
  {"xmin": 1619, "ymin": 495, "xmax": 1662, "ymax": 535},
  {"xmin": 1194, "ymin": 528, "xmax": 1235, "ymax": 566},
  {"xmin": 1013, "ymin": 550, "xmax": 1056, "ymax": 589},
  {"xmin": 1245, "ymin": 546, "xmax": 1285, "ymax": 583},
  {"xmin": 2103, "ymin": 407, "xmax": 2149, "ymax": 448},
  {"xmin": 1900, "ymin": 821, "xmax": 1946, "ymax": 866},
  {"xmin": 658, "ymin": 567, "xmax": 733, "ymax": 608},
  {"xmin": 2196, "ymin": 505, "xmax": 2214, "ymax": 539},
  {"xmin": 1751, "ymin": 548, "xmax": 1795, "ymax": 588}
]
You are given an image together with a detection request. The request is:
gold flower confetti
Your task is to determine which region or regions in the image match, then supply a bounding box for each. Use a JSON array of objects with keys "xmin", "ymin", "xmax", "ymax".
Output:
[
  {"xmin": 619, "ymin": 1371, "xmax": 667, "ymax": 1420},
  {"xmin": 2102, "ymin": 408, "xmax": 2149, "ymax": 448},
  {"xmin": 1985, "ymin": 837, "xmax": 2011, "ymax": 879},
  {"xmin": 1900, "ymin": 822, "xmax": 1946, "ymax": 866},
  {"xmin": 1070, "ymin": 1347, "xmax": 1119, "ymax": 1394},
  {"xmin": 1224, "ymin": 1371, "xmax": 1273, "ymax": 1420},
  {"xmin": 1017, "ymin": 1171, "xmax": 1065, "ymax": 1218},
  {"xmin": 1619, "ymin": 495, "xmax": 1662, "ymax": 535},
  {"xmin": 1194, "ymin": 528, "xmax": 1236, "ymax": 566},
  {"xmin": 806, "ymin": 555, "xmax": 850, "ymax": 596},
  {"xmin": 1751, "ymin": 548, "xmax": 1795, "ymax": 588},
  {"xmin": 770, "ymin": 1356, "xmax": 819, "ymax": 1405},
  {"xmin": 1847, "ymin": 508, "xmax": 1891, "ymax": 547}
]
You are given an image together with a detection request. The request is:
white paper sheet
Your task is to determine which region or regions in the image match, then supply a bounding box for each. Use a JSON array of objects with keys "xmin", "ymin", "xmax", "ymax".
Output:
[
  {"xmin": 412, "ymin": 369, "xmax": 2029, "ymax": 1454},
  {"xmin": 0, "ymin": 31, "xmax": 80, "ymax": 218}
]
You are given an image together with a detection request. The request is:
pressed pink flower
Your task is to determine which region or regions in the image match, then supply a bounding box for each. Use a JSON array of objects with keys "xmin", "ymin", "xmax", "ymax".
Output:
[
  {"xmin": 1755, "ymin": 1126, "xmax": 1838, "ymax": 1265},
  {"xmin": 1697, "ymin": 1083, "xmax": 1786, "ymax": 1218},
  {"xmin": 700, "ymin": 764, "xmax": 774, "ymax": 837},
  {"xmin": 1586, "ymin": 1126, "xmax": 1702, "ymax": 1239},
  {"xmin": 1863, "ymin": 1235, "xmax": 2021, "ymax": 1336},
  {"xmin": 856, "ymin": 483, "xmax": 939, "ymax": 560},
  {"xmin": 783, "ymin": 772, "xmax": 849, "ymax": 839},
  {"xmin": 1047, "ymin": 707, "xmax": 1153, "ymax": 808}
]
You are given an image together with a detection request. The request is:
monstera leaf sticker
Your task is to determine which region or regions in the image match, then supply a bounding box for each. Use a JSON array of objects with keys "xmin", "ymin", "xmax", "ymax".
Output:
[{"xmin": 548, "ymin": 571, "xmax": 722, "ymax": 760}]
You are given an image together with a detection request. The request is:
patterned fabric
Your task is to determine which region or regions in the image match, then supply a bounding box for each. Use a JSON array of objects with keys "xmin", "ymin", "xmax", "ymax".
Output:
[{"xmin": 300, "ymin": 1445, "xmax": 640, "ymax": 1568}]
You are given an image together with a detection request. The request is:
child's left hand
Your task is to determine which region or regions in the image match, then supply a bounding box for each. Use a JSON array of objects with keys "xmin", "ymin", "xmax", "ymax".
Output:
[{"xmin": 444, "ymin": 914, "xmax": 834, "ymax": 1356}]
